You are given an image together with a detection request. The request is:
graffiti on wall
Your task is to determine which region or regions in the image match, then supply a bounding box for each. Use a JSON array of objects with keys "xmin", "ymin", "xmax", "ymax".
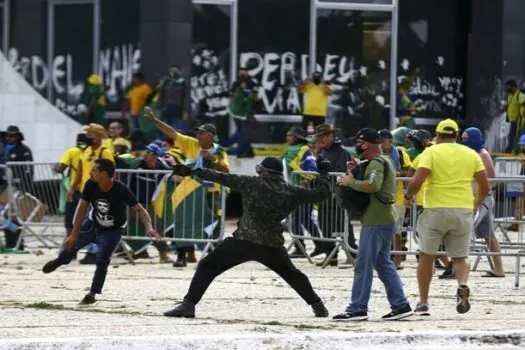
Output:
[
  {"xmin": 7, "ymin": 44, "xmax": 140, "ymax": 117},
  {"xmin": 190, "ymin": 47, "xmax": 230, "ymax": 119}
]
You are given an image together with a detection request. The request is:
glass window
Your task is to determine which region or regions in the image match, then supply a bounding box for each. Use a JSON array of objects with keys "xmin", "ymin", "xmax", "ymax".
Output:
[
  {"xmin": 317, "ymin": 9, "xmax": 392, "ymax": 139},
  {"xmin": 238, "ymin": 0, "xmax": 309, "ymax": 143},
  {"xmin": 52, "ymin": 3, "xmax": 94, "ymax": 119},
  {"xmin": 191, "ymin": 3, "xmax": 231, "ymax": 141}
]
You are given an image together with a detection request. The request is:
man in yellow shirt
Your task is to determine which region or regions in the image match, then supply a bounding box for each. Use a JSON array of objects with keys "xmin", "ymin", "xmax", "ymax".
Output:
[
  {"xmin": 501, "ymin": 80, "xmax": 525, "ymax": 153},
  {"xmin": 405, "ymin": 119, "xmax": 489, "ymax": 316},
  {"xmin": 68, "ymin": 124, "xmax": 115, "ymax": 264},
  {"xmin": 298, "ymin": 72, "xmax": 333, "ymax": 132},
  {"xmin": 126, "ymin": 72, "xmax": 153, "ymax": 130},
  {"xmin": 55, "ymin": 132, "xmax": 90, "ymax": 247}
]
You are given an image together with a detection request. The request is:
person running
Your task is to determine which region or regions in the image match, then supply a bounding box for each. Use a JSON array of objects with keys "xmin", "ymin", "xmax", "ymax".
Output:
[
  {"xmin": 162, "ymin": 156, "xmax": 332, "ymax": 318},
  {"xmin": 334, "ymin": 128, "xmax": 413, "ymax": 321},
  {"xmin": 405, "ymin": 119, "xmax": 490, "ymax": 316},
  {"xmin": 462, "ymin": 127, "xmax": 505, "ymax": 277},
  {"xmin": 42, "ymin": 159, "xmax": 160, "ymax": 306}
]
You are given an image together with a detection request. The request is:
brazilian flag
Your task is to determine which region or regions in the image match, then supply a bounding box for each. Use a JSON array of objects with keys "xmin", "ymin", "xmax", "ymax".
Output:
[{"xmin": 151, "ymin": 174, "xmax": 219, "ymax": 248}]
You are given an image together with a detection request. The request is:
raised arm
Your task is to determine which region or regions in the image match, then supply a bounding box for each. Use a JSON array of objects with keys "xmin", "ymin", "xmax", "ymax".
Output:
[
  {"xmin": 144, "ymin": 107, "xmax": 177, "ymax": 140},
  {"xmin": 172, "ymin": 164, "xmax": 252, "ymax": 191}
]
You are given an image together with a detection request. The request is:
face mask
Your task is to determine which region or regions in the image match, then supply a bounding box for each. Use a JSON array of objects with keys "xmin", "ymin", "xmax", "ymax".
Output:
[
  {"xmin": 355, "ymin": 144, "xmax": 365, "ymax": 157},
  {"xmin": 462, "ymin": 128, "xmax": 484, "ymax": 153},
  {"xmin": 85, "ymin": 138, "xmax": 94, "ymax": 146}
]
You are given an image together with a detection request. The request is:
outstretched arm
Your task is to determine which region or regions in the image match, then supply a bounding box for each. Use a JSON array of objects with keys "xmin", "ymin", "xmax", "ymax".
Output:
[
  {"xmin": 144, "ymin": 107, "xmax": 178, "ymax": 140},
  {"xmin": 289, "ymin": 175, "xmax": 331, "ymax": 204},
  {"xmin": 192, "ymin": 168, "xmax": 251, "ymax": 191}
]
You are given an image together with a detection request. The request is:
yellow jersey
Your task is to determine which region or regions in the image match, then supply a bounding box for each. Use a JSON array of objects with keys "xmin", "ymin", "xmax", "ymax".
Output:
[
  {"xmin": 79, "ymin": 145, "xmax": 115, "ymax": 192},
  {"xmin": 394, "ymin": 147, "xmax": 412, "ymax": 205},
  {"xmin": 127, "ymin": 83, "xmax": 153, "ymax": 115},
  {"xmin": 300, "ymin": 82, "xmax": 332, "ymax": 117},
  {"xmin": 507, "ymin": 90, "xmax": 525, "ymax": 122},
  {"xmin": 417, "ymin": 143, "xmax": 485, "ymax": 209},
  {"xmin": 59, "ymin": 147, "xmax": 83, "ymax": 187}
]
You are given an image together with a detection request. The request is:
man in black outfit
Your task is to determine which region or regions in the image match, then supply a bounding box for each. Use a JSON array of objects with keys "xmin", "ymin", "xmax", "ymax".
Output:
[
  {"xmin": 42, "ymin": 159, "xmax": 160, "ymax": 306},
  {"xmin": 163, "ymin": 156, "xmax": 332, "ymax": 318}
]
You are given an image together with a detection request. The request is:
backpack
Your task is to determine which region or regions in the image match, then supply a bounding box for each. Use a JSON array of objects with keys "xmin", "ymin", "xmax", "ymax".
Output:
[{"xmin": 334, "ymin": 156, "xmax": 394, "ymax": 216}]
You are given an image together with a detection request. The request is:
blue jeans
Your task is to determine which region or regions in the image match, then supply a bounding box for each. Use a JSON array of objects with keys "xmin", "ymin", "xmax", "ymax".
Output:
[
  {"xmin": 58, "ymin": 220, "xmax": 122, "ymax": 294},
  {"xmin": 223, "ymin": 118, "xmax": 252, "ymax": 156},
  {"xmin": 506, "ymin": 121, "xmax": 517, "ymax": 153},
  {"xmin": 161, "ymin": 107, "xmax": 186, "ymax": 131},
  {"xmin": 346, "ymin": 224, "xmax": 409, "ymax": 313}
]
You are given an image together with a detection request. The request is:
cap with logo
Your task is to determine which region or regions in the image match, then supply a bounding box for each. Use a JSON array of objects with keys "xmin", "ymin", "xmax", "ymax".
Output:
[
  {"xmin": 145, "ymin": 143, "xmax": 165, "ymax": 157},
  {"xmin": 194, "ymin": 123, "xmax": 217, "ymax": 136},
  {"xmin": 355, "ymin": 128, "xmax": 381, "ymax": 144}
]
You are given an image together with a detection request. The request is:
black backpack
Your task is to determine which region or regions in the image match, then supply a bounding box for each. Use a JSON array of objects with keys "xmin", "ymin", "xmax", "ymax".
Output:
[{"xmin": 335, "ymin": 157, "xmax": 393, "ymax": 216}]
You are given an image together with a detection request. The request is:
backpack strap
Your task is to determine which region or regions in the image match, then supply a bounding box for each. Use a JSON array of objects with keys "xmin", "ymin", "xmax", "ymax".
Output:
[{"xmin": 370, "ymin": 156, "xmax": 395, "ymax": 205}]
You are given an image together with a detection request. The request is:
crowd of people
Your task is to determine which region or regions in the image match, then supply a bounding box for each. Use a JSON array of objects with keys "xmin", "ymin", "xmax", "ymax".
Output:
[{"xmin": 0, "ymin": 64, "xmax": 516, "ymax": 319}]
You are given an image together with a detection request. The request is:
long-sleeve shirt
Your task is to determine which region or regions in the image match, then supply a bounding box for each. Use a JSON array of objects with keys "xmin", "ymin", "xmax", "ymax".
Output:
[
  {"xmin": 345, "ymin": 155, "xmax": 396, "ymax": 225},
  {"xmin": 193, "ymin": 168, "xmax": 331, "ymax": 247}
]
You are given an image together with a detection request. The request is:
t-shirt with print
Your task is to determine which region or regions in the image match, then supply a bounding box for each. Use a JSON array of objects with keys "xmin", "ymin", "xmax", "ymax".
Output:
[{"xmin": 81, "ymin": 180, "xmax": 138, "ymax": 231}]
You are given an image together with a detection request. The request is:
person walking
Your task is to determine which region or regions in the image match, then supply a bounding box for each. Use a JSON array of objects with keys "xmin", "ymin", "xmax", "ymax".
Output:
[
  {"xmin": 461, "ymin": 127, "xmax": 505, "ymax": 277},
  {"xmin": 162, "ymin": 156, "xmax": 332, "ymax": 318},
  {"xmin": 333, "ymin": 128, "xmax": 413, "ymax": 321},
  {"xmin": 405, "ymin": 119, "xmax": 490, "ymax": 316},
  {"xmin": 42, "ymin": 159, "xmax": 160, "ymax": 306}
]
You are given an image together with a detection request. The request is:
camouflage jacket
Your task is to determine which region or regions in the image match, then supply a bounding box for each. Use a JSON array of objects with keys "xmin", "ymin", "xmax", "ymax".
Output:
[{"xmin": 193, "ymin": 168, "xmax": 331, "ymax": 247}]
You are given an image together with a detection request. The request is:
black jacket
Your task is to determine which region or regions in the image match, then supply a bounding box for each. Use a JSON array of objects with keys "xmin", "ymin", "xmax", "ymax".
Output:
[
  {"xmin": 320, "ymin": 139, "xmax": 352, "ymax": 173},
  {"xmin": 193, "ymin": 168, "xmax": 331, "ymax": 247},
  {"xmin": 6, "ymin": 143, "xmax": 33, "ymax": 191}
]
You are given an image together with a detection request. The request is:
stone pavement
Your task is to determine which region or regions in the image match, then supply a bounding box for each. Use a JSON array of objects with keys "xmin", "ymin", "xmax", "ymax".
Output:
[{"xmin": 1, "ymin": 221, "xmax": 525, "ymax": 347}]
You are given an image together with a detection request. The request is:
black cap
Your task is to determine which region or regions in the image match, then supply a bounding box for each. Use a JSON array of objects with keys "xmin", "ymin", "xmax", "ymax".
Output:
[
  {"xmin": 256, "ymin": 157, "xmax": 283, "ymax": 175},
  {"xmin": 356, "ymin": 128, "xmax": 381, "ymax": 144},
  {"xmin": 290, "ymin": 126, "xmax": 307, "ymax": 141},
  {"xmin": 6, "ymin": 126, "xmax": 21, "ymax": 135},
  {"xmin": 195, "ymin": 123, "xmax": 217, "ymax": 136},
  {"xmin": 378, "ymin": 129, "xmax": 393, "ymax": 139}
]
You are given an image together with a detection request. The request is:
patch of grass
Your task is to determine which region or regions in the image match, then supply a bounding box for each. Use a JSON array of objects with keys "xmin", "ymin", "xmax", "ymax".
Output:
[{"xmin": 25, "ymin": 302, "xmax": 65, "ymax": 310}]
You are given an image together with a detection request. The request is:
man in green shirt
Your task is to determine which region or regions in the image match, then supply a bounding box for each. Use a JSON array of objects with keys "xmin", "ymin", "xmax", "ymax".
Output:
[{"xmin": 332, "ymin": 128, "xmax": 412, "ymax": 322}]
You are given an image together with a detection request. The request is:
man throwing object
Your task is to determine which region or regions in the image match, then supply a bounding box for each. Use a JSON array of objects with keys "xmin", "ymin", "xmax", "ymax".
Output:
[
  {"xmin": 163, "ymin": 156, "xmax": 332, "ymax": 318},
  {"xmin": 42, "ymin": 159, "xmax": 160, "ymax": 306}
]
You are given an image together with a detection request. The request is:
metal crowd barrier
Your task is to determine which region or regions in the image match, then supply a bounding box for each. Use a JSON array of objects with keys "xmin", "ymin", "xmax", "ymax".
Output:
[
  {"xmin": 115, "ymin": 169, "xmax": 226, "ymax": 258},
  {"xmin": 286, "ymin": 168, "xmax": 525, "ymax": 287},
  {"xmin": 1, "ymin": 163, "xmax": 226, "ymax": 259}
]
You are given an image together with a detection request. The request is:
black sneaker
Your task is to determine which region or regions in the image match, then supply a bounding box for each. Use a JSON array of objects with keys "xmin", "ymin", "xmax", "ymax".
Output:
[
  {"xmin": 78, "ymin": 294, "xmax": 96, "ymax": 306},
  {"xmin": 311, "ymin": 301, "xmax": 329, "ymax": 317},
  {"xmin": 288, "ymin": 248, "xmax": 304, "ymax": 259},
  {"xmin": 332, "ymin": 311, "xmax": 368, "ymax": 321},
  {"xmin": 382, "ymin": 304, "xmax": 413, "ymax": 321},
  {"xmin": 173, "ymin": 258, "xmax": 187, "ymax": 268},
  {"xmin": 309, "ymin": 248, "xmax": 325, "ymax": 258},
  {"xmin": 438, "ymin": 262, "xmax": 455, "ymax": 279},
  {"xmin": 79, "ymin": 253, "xmax": 97, "ymax": 265},
  {"xmin": 414, "ymin": 303, "xmax": 430, "ymax": 316},
  {"xmin": 316, "ymin": 258, "xmax": 338, "ymax": 267},
  {"xmin": 164, "ymin": 300, "xmax": 195, "ymax": 318},
  {"xmin": 456, "ymin": 285, "xmax": 471, "ymax": 314},
  {"xmin": 42, "ymin": 259, "xmax": 62, "ymax": 274},
  {"xmin": 435, "ymin": 259, "xmax": 446, "ymax": 270}
]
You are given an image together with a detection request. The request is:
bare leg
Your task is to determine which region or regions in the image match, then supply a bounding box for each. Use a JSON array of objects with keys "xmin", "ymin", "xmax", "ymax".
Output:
[
  {"xmin": 485, "ymin": 238, "xmax": 505, "ymax": 275},
  {"xmin": 417, "ymin": 253, "xmax": 435, "ymax": 305},
  {"xmin": 452, "ymin": 257, "xmax": 470, "ymax": 285}
]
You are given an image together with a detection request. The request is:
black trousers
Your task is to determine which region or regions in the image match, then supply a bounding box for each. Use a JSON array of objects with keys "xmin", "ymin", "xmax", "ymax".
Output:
[{"xmin": 183, "ymin": 238, "xmax": 322, "ymax": 305}]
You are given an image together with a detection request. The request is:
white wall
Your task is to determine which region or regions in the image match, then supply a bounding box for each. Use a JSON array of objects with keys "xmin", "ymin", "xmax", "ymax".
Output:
[{"xmin": 0, "ymin": 51, "xmax": 81, "ymax": 163}]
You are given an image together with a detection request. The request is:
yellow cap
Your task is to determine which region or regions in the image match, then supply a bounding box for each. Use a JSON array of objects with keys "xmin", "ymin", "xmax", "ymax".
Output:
[
  {"xmin": 113, "ymin": 137, "xmax": 131, "ymax": 149},
  {"xmin": 82, "ymin": 123, "xmax": 108, "ymax": 139},
  {"xmin": 435, "ymin": 119, "xmax": 459, "ymax": 134},
  {"xmin": 87, "ymin": 74, "xmax": 102, "ymax": 85}
]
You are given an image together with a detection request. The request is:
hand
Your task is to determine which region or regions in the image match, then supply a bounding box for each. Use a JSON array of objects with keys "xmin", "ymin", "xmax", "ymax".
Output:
[
  {"xmin": 474, "ymin": 201, "xmax": 482, "ymax": 213},
  {"xmin": 346, "ymin": 159, "xmax": 359, "ymax": 173},
  {"xmin": 316, "ymin": 156, "xmax": 330, "ymax": 173},
  {"xmin": 147, "ymin": 229, "xmax": 161, "ymax": 242},
  {"xmin": 337, "ymin": 174, "xmax": 353, "ymax": 186},
  {"xmin": 404, "ymin": 198, "xmax": 414, "ymax": 208},
  {"xmin": 200, "ymin": 150, "xmax": 215, "ymax": 161},
  {"xmin": 63, "ymin": 234, "xmax": 78, "ymax": 250},
  {"xmin": 144, "ymin": 107, "xmax": 157, "ymax": 121},
  {"xmin": 67, "ymin": 190, "xmax": 75, "ymax": 203},
  {"xmin": 172, "ymin": 163, "xmax": 194, "ymax": 177}
]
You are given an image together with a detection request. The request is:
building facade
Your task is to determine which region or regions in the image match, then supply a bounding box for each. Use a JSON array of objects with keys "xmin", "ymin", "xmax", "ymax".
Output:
[{"xmin": 0, "ymin": 0, "xmax": 520, "ymax": 151}]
